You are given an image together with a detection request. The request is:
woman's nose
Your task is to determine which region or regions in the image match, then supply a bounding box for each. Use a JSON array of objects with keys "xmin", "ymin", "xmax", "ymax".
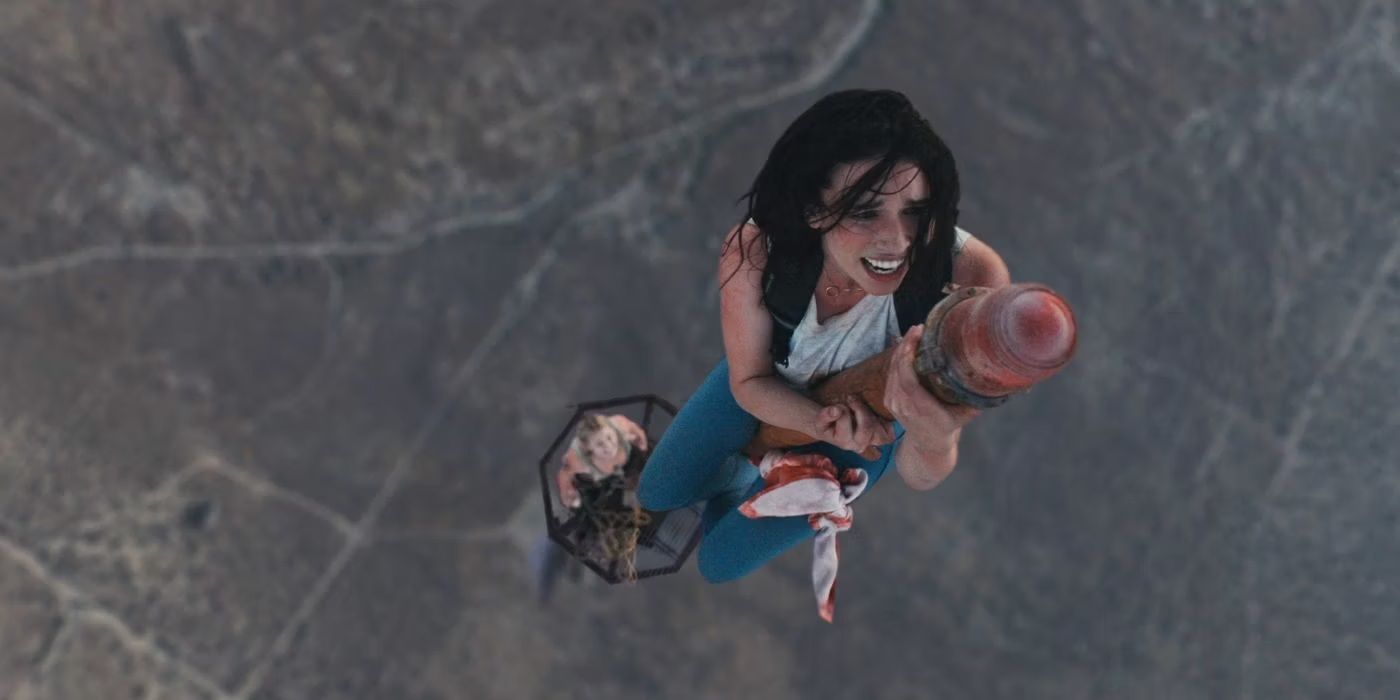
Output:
[{"xmin": 876, "ymin": 217, "xmax": 913, "ymax": 247}]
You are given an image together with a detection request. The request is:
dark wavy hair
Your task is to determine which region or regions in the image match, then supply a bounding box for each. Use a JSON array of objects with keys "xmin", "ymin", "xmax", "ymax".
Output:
[{"xmin": 722, "ymin": 89, "xmax": 961, "ymax": 315}]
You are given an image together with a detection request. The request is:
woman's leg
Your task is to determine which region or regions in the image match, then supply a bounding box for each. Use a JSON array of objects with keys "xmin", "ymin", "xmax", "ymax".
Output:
[
  {"xmin": 528, "ymin": 532, "xmax": 571, "ymax": 603},
  {"xmin": 637, "ymin": 359, "xmax": 759, "ymax": 511},
  {"xmin": 696, "ymin": 423, "xmax": 907, "ymax": 584}
]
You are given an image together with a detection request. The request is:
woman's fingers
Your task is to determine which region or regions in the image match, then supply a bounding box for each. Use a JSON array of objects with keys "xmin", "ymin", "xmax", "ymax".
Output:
[
  {"xmin": 819, "ymin": 405, "xmax": 845, "ymax": 437},
  {"xmin": 821, "ymin": 399, "xmax": 853, "ymax": 451},
  {"xmin": 818, "ymin": 399, "xmax": 898, "ymax": 453},
  {"xmin": 850, "ymin": 395, "xmax": 889, "ymax": 449},
  {"xmin": 815, "ymin": 404, "xmax": 846, "ymax": 444},
  {"xmin": 844, "ymin": 395, "xmax": 896, "ymax": 450},
  {"xmin": 949, "ymin": 403, "xmax": 983, "ymax": 428},
  {"xmin": 837, "ymin": 403, "xmax": 859, "ymax": 451},
  {"xmin": 896, "ymin": 325, "xmax": 922, "ymax": 387},
  {"xmin": 885, "ymin": 325, "xmax": 919, "ymax": 420},
  {"xmin": 844, "ymin": 396, "xmax": 871, "ymax": 450}
]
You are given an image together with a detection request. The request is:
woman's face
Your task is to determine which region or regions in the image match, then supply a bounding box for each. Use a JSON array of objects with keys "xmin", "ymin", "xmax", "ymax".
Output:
[
  {"xmin": 814, "ymin": 159, "xmax": 929, "ymax": 296},
  {"xmin": 585, "ymin": 427, "xmax": 621, "ymax": 464}
]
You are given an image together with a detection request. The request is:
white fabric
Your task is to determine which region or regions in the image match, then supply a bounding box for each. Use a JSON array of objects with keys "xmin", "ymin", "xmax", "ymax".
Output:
[
  {"xmin": 739, "ymin": 450, "xmax": 868, "ymax": 623},
  {"xmin": 953, "ymin": 225, "xmax": 971, "ymax": 252},
  {"xmin": 774, "ymin": 227, "xmax": 972, "ymax": 388}
]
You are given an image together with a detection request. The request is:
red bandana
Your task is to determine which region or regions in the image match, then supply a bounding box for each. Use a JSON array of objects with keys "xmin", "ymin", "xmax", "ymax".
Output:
[{"xmin": 739, "ymin": 450, "xmax": 869, "ymax": 623}]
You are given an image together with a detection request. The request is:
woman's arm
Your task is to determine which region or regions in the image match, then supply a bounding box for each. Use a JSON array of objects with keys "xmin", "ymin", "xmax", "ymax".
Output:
[
  {"xmin": 609, "ymin": 414, "xmax": 649, "ymax": 451},
  {"xmin": 717, "ymin": 223, "xmax": 827, "ymax": 437},
  {"xmin": 951, "ymin": 234, "xmax": 1012, "ymax": 290},
  {"xmin": 719, "ymin": 224, "xmax": 893, "ymax": 453},
  {"xmin": 557, "ymin": 451, "xmax": 583, "ymax": 508},
  {"xmin": 893, "ymin": 233, "xmax": 1011, "ymax": 490}
]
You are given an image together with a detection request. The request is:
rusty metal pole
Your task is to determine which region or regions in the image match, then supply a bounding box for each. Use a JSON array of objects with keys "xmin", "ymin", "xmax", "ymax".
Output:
[{"xmin": 744, "ymin": 282, "xmax": 1078, "ymax": 460}]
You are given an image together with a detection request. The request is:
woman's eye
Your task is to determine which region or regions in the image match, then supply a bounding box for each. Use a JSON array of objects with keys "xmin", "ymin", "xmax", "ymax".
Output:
[{"xmin": 851, "ymin": 209, "xmax": 879, "ymax": 220}]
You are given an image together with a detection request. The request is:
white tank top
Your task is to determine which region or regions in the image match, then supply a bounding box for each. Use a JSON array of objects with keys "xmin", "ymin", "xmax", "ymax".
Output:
[{"xmin": 774, "ymin": 227, "xmax": 972, "ymax": 389}]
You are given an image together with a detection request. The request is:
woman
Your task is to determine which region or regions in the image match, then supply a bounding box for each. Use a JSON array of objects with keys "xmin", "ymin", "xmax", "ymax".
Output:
[
  {"xmin": 533, "ymin": 412, "xmax": 649, "ymax": 602},
  {"xmin": 557, "ymin": 412, "xmax": 649, "ymax": 510},
  {"xmin": 637, "ymin": 89, "xmax": 1010, "ymax": 583}
]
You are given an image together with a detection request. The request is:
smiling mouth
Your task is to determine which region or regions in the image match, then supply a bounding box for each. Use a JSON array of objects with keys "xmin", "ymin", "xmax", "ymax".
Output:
[{"xmin": 861, "ymin": 257, "xmax": 905, "ymax": 276}]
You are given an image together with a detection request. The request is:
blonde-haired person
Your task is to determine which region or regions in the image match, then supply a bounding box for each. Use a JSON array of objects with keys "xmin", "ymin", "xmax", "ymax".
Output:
[
  {"xmin": 556, "ymin": 413, "xmax": 649, "ymax": 510},
  {"xmin": 531, "ymin": 413, "xmax": 649, "ymax": 603}
]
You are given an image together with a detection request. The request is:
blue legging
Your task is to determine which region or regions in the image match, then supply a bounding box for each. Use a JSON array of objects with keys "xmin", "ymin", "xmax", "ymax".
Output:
[{"xmin": 637, "ymin": 358, "xmax": 905, "ymax": 583}]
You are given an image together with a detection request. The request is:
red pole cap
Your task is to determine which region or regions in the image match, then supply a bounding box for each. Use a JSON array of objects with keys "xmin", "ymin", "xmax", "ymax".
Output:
[{"xmin": 942, "ymin": 284, "xmax": 1077, "ymax": 398}]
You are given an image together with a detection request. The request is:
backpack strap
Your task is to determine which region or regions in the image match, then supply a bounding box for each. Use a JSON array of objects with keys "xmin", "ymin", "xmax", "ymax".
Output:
[
  {"xmin": 892, "ymin": 241, "xmax": 956, "ymax": 333},
  {"xmin": 893, "ymin": 278, "xmax": 933, "ymax": 335},
  {"xmin": 763, "ymin": 247, "xmax": 823, "ymax": 367}
]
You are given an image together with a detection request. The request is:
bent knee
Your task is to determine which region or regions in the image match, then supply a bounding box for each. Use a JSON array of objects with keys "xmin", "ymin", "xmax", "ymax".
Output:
[
  {"xmin": 696, "ymin": 538, "xmax": 764, "ymax": 584},
  {"xmin": 636, "ymin": 469, "xmax": 686, "ymax": 512},
  {"xmin": 697, "ymin": 550, "xmax": 749, "ymax": 584}
]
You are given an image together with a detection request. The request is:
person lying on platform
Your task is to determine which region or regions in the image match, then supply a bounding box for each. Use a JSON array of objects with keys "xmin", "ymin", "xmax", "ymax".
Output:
[{"xmin": 556, "ymin": 412, "xmax": 649, "ymax": 510}]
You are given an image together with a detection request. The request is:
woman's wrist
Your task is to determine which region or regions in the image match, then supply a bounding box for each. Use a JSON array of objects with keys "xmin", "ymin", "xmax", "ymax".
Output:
[
  {"xmin": 734, "ymin": 375, "xmax": 826, "ymax": 437},
  {"xmin": 905, "ymin": 423, "xmax": 959, "ymax": 456},
  {"xmin": 895, "ymin": 435, "xmax": 958, "ymax": 490}
]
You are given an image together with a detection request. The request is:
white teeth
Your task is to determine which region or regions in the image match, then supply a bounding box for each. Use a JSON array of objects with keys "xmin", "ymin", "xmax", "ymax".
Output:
[{"xmin": 862, "ymin": 257, "xmax": 902, "ymax": 273}]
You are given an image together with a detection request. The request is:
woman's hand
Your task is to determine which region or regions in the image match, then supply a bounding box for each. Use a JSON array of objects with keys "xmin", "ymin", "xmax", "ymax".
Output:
[
  {"xmin": 884, "ymin": 324, "xmax": 981, "ymax": 450},
  {"xmin": 633, "ymin": 430, "xmax": 649, "ymax": 452},
  {"xmin": 810, "ymin": 395, "xmax": 896, "ymax": 454},
  {"xmin": 611, "ymin": 415, "xmax": 649, "ymax": 451},
  {"xmin": 557, "ymin": 462, "xmax": 581, "ymax": 510}
]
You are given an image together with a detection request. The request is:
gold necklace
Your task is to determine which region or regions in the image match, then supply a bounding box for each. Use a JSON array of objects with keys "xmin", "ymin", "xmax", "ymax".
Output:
[
  {"xmin": 824, "ymin": 284, "xmax": 863, "ymax": 297},
  {"xmin": 822, "ymin": 275, "xmax": 865, "ymax": 297}
]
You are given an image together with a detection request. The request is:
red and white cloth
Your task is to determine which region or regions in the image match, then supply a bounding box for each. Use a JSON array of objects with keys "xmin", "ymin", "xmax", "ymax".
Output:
[{"xmin": 738, "ymin": 450, "xmax": 869, "ymax": 623}]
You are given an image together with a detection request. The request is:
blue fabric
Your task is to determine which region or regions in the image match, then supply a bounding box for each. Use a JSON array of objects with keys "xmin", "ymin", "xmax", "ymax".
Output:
[{"xmin": 638, "ymin": 358, "xmax": 905, "ymax": 583}]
